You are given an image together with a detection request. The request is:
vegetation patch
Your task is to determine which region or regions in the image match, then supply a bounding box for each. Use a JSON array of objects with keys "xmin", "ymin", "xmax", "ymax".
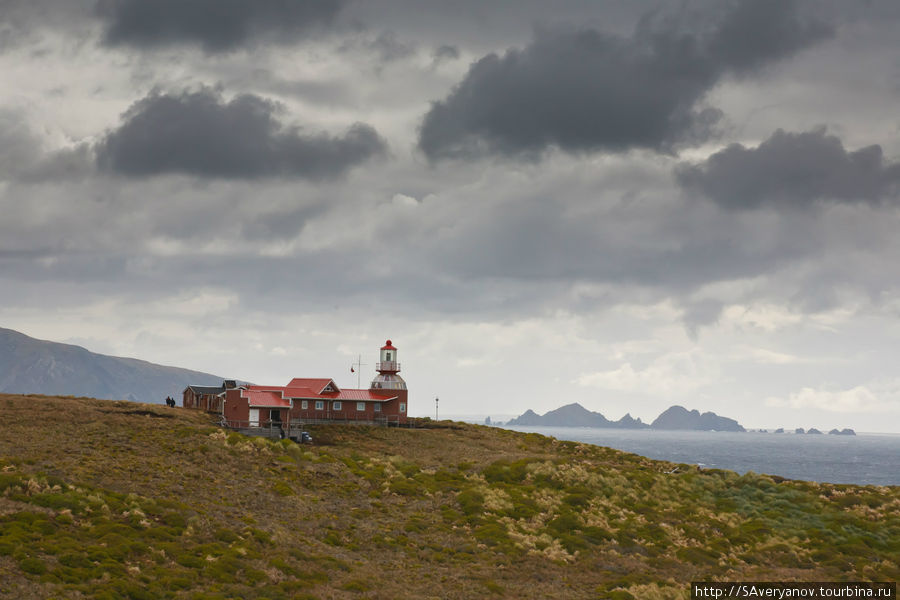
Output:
[{"xmin": 0, "ymin": 393, "xmax": 898, "ymax": 599}]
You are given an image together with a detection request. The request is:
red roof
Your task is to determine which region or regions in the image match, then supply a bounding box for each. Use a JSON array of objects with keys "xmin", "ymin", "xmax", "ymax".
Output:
[
  {"xmin": 242, "ymin": 390, "xmax": 291, "ymax": 408},
  {"xmin": 284, "ymin": 387, "xmax": 396, "ymax": 402},
  {"xmin": 239, "ymin": 379, "xmax": 397, "ymax": 403},
  {"xmin": 285, "ymin": 378, "xmax": 339, "ymax": 394},
  {"xmin": 283, "ymin": 387, "xmax": 325, "ymax": 399},
  {"xmin": 381, "ymin": 339, "xmax": 397, "ymax": 351},
  {"xmin": 334, "ymin": 389, "xmax": 398, "ymax": 402}
]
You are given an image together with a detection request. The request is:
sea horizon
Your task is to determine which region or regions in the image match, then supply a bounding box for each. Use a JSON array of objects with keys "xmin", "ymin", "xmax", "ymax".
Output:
[{"xmin": 499, "ymin": 425, "xmax": 900, "ymax": 487}]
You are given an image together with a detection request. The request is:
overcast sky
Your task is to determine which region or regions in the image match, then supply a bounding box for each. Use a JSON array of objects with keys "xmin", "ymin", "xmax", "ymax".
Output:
[{"xmin": 2, "ymin": 0, "xmax": 900, "ymax": 431}]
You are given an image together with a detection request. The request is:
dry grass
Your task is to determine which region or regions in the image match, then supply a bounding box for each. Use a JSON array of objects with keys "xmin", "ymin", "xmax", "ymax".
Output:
[{"xmin": 0, "ymin": 393, "xmax": 897, "ymax": 599}]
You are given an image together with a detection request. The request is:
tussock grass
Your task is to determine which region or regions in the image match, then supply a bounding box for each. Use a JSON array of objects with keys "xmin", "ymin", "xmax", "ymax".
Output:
[{"xmin": 0, "ymin": 393, "xmax": 897, "ymax": 599}]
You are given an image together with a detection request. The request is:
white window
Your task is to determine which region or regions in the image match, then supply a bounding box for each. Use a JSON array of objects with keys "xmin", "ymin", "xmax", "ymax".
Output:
[
  {"xmin": 373, "ymin": 403, "xmax": 381, "ymax": 412},
  {"xmin": 386, "ymin": 352, "xmax": 392, "ymax": 360},
  {"xmin": 301, "ymin": 400, "xmax": 308, "ymax": 409},
  {"xmin": 357, "ymin": 402, "xmax": 365, "ymax": 411},
  {"xmin": 315, "ymin": 400, "xmax": 324, "ymax": 410},
  {"xmin": 333, "ymin": 401, "xmax": 342, "ymax": 411},
  {"xmin": 400, "ymin": 403, "xmax": 406, "ymax": 413}
]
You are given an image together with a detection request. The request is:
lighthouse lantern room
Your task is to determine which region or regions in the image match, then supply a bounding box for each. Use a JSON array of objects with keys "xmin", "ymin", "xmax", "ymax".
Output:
[{"xmin": 371, "ymin": 340, "xmax": 407, "ymax": 390}]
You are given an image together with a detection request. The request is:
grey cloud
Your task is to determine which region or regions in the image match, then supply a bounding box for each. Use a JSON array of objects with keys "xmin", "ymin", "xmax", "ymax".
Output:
[
  {"xmin": 20, "ymin": 145, "xmax": 94, "ymax": 183},
  {"xmin": 703, "ymin": 0, "xmax": 833, "ymax": 75},
  {"xmin": 0, "ymin": 110, "xmax": 42, "ymax": 178},
  {"xmin": 432, "ymin": 45, "xmax": 459, "ymax": 61},
  {"xmin": 0, "ymin": 0, "xmax": 95, "ymax": 49},
  {"xmin": 676, "ymin": 128, "xmax": 900, "ymax": 209},
  {"xmin": 367, "ymin": 31, "xmax": 415, "ymax": 62},
  {"xmin": 96, "ymin": 88, "xmax": 387, "ymax": 179},
  {"xmin": 0, "ymin": 109, "xmax": 94, "ymax": 182},
  {"xmin": 96, "ymin": 0, "xmax": 345, "ymax": 52},
  {"xmin": 418, "ymin": 0, "xmax": 831, "ymax": 160},
  {"xmin": 682, "ymin": 299, "xmax": 724, "ymax": 340}
]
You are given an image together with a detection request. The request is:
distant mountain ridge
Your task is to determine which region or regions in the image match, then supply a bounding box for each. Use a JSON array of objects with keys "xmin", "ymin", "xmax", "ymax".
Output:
[
  {"xmin": 507, "ymin": 403, "xmax": 649, "ymax": 429},
  {"xmin": 0, "ymin": 327, "xmax": 224, "ymax": 404},
  {"xmin": 507, "ymin": 402, "xmax": 744, "ymax": 431}
]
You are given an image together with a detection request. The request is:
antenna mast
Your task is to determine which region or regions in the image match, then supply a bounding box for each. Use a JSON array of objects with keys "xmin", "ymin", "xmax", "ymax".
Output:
[{"xmin": 352, "ymin": 354, "xmax": 367, "ymax": 388}]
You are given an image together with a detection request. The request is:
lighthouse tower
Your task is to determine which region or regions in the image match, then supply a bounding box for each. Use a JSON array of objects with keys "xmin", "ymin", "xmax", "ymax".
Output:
[
  {"xmin": 370, "ymin": 339, "xmax": 409, "ymax": 421},
  {"xmin": 370, "ymin": 340, "xmax": 407, "ymax": 390}
]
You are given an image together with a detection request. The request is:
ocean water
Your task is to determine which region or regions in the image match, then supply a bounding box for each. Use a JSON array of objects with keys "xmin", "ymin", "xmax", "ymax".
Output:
[{"xmin": 500, "ymin": 426, "xmax": 900, "ymax": 486}]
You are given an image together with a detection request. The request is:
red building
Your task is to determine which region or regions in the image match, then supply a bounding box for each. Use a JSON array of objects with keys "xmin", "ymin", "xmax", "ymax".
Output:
[
  {"xmin": 182, "ymin": 380, "xmax": 238, "ymax": 413},
  {"xmin": 187, "ymin": 340, "xmax": 409, "ymax": 428}
]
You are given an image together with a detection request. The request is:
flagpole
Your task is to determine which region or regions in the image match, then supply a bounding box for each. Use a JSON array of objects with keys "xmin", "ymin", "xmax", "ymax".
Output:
[{"xmin": 352, "ymin": 354, "xmax": 367, "ymax": 389}]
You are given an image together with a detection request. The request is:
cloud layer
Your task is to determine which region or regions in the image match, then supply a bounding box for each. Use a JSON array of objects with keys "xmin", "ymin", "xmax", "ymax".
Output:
[
  {"xmin": 96, "ymin": 0, "xmax": 345, "ymax": 51},
  {"xmin": 96, "ymin": 89, "xmax": 387, "ymax": 179},
  {"xmin": 419, "ymin": 0, "xmax": 831, "ymax": 160},
  {"xmin": 677, "ymin": 128, "xmax": 900, "ymax": 209}
]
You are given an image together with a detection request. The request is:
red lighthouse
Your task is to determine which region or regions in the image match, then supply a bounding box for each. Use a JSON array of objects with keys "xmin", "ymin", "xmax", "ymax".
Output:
[{"xmin": 370, "ymin": 340, "xmax": 408, "ymax": 416}]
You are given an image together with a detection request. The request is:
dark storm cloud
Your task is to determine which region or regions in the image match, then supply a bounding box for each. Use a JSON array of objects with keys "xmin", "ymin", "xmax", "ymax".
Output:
[
  {"xmin": 96, "ymin": 0, "xmax": 345, "ymax": 52},
  {"xmin": 418, "ymin": 0, "xmax": 831, "ymax": 160},
  {"xmin": 677, "ymin": 129, "xmax": 900, "ymax": 209},
  {"xmin": 96, "ymin": 88, "xmax": 387, "ymax": 179}
]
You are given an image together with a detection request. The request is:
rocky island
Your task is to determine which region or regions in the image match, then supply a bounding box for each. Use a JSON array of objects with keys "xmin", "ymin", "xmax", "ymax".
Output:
[
  {"xmin": 508, "ymin": 403, "xmax": 744, "ymax": 431},
  {"xmin": 507, "ymin": 403, "xmax": 648, "ymax": 428}
]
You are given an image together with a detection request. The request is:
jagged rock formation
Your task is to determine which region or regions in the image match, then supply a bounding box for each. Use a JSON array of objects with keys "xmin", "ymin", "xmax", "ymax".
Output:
[
  {"xmin": 506, "ymin": 403, "xmax": 649, "ymax": 428},
  {"xmin": 828, "ymin": 428, "xmax": 856, "ymax": 436},
  {"xmin": 650, "ymin": 406, "xmax": 745, "ymax": 432},
  {"xmin": 507, "ymin": 403, "xmax": 747, "ymax": 431}
]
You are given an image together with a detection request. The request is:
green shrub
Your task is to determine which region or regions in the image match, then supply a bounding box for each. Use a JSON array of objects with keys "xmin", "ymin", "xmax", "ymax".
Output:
[
  {"xmin": 18, "ymin": 556, "xmax": 47, "ymax": 575},
  {"xmin": 161, "ymin": 512, "xmax": 186, "ymax": 529},
  {"xmin": 483, "ymin": 459, "xmax": 533, "ymax": 484},
  {"xmin": 457, "ymin": 489, "xmax": 484, "ymax": 517},
  {"xmin": 546, "ymin": 512, "xmax": 580, "ymax": 535},
  {"xmin": 341, "ymin": 579, "xmax": 372, "ymax": 592},
  {"xmin": 175, "ymin": 552, "xmax": 204, "ymax": 568},
  {"xmin": 389, "ymin": 479, "xmax": 419, "ymax": 496},
  {"xmin": 675, "ymin": 545, "xmax": 720, "ymax": 565},
  {"xmin": 214, "ymin": 528, "xmax": 240, "ymax": 543},
  {"xmin": 474, "ymin": 522, "xmax": 511, "ymax": 549},
  {"xmin": 404, "ymin": 517, "xmax": 428, "ymax": 533},
  {"xmin": 273, "ymin": 481, "xmax": 294, "ymax": 496}
]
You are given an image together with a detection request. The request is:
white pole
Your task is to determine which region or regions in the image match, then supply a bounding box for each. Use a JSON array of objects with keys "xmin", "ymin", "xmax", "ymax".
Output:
[
  {"xmin": 352, "ymin": 354, "xmax": 367, "ymax": 389},
  {"xmin": 435, "ymin": 397, "xmax": 439, "ymax": 421}
]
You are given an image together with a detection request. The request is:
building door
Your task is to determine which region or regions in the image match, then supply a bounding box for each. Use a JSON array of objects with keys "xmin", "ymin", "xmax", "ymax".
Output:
[{"xmin": 249, "ymin": 408, "xmax": 259, "ymax": 427}]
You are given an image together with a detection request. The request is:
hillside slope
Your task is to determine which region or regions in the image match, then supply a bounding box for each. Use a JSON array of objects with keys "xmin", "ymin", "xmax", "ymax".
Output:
[
  {"xmin": 0, "ymin": 327, "xmax": 224, "ymax": 404},
  {"xmin": 0, "ymin": 394, "xmax": 897, "ymax": 599}
]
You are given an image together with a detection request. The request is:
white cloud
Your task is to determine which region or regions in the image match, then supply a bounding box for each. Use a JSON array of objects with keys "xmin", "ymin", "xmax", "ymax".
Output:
[
  {"xmin": 574, "ymin": 350, "xmax": 716, "ymax": 397},
  {"xmin": 766, "ymin": 381, "xmax": 900, "ymax": 414}
]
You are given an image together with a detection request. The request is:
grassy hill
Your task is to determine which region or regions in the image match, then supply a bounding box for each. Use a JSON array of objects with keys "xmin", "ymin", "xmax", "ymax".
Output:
[{"xmin": 0, "ymin": 394, "xmax": 897, "ymax": 599}]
